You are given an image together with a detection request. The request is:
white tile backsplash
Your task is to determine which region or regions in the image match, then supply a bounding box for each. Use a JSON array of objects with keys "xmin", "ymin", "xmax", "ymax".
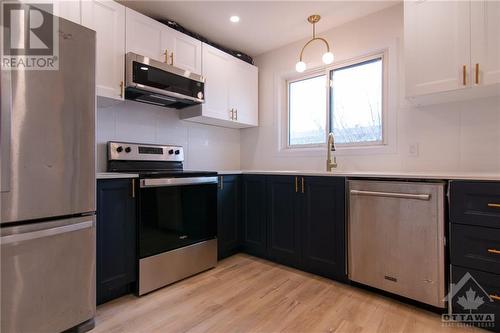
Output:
[{"xmin": 96, "ymin": 98, "xmax": 240, "ymax": 172}]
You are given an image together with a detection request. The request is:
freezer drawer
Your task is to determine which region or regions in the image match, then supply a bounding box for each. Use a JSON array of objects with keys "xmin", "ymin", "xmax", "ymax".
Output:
[
  {"xmin": 348, "ymin": 180, "xmax": 446, "ymax": 308},
  {"xmin": 1, "ymin": 216, "xmax": 96, "ymax": 333}
]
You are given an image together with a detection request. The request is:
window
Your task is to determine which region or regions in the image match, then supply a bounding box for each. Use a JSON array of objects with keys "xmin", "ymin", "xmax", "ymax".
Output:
[
  {"xmin": 330, "ymin": 57, "xmax": 383, "ymax": 145},
  {"xmin": 288, "ymin": 74, "xmax": 326, "ymax": 146},
  {"xmin": 286, "ymin": 53, "xmax": 385, "ymax": 149}
]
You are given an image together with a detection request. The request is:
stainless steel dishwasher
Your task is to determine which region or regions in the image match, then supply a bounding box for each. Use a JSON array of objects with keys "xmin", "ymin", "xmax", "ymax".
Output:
[{"xmin": 348, "ymin": 180, "xmax": 446, "ymax": 308}]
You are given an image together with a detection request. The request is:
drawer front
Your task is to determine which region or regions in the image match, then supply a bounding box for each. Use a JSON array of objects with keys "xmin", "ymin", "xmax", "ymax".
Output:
[
  {"xmin": 451, "ymin": 266, "xmax": 500, "ymax": 331},
  {"xmin": 450, "ymin": 181, "xmax": 500, "ymax": 229},
  {"xmin": 451, "ymin": 224, "xmax": 500, "ymax": 275}
]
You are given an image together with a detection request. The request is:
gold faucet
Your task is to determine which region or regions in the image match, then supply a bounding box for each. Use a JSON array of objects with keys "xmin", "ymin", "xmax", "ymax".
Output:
[{"xmin": 327, "ymin": 132, "xmax": 337, "ymax": 172}]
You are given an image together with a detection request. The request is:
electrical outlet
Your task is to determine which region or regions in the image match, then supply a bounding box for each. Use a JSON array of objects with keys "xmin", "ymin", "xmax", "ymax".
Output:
[{"xmin": 409, "ymin": 143, "xmax": 419, "ymax": 157}]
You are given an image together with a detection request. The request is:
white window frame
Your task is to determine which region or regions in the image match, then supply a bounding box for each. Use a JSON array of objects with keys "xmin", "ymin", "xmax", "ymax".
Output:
[
  {"xmin": 286, "ymin": 70, "xmax": 329, "ymax": 149},
  {"xmin": 282, "ymin": 49, "xmax": 389, "ymax": 153},
  {"xmin": 328, "ymin": 51, "xmax": 388, "ymax": 148}
]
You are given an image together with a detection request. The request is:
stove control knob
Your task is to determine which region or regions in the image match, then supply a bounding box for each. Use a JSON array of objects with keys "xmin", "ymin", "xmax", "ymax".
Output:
[
  {"xmin": 175, "ymin": 150, "xmax": 180, "ymax": 155},
  {"xmin": 116, "ymin": 146, "xmax": 123, "ymax": 153},
  {"xmin": 125, "ymin": 147, "xmax": 131, "ymax": 153},
  {"xmin": 168, "ymin": 149, "xmax": 174, "ymax": 155}
]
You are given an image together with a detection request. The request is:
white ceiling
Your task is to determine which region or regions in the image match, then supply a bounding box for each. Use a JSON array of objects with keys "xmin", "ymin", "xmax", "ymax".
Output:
[{"xmin": 118, "ymin": 1, "xmax": 400, "ymax": 57}]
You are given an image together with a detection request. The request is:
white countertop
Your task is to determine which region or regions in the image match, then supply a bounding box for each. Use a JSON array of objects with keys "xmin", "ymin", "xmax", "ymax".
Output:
[
  {"xmin": 96, "ymin": 170, "xmax": 500, "ymax": 181},
  {"xmin": 96, "ymin": 172, "xmax": 139, "ymax": 179},
  {"xmin": 217, "ymin": 170, "xmax": 500, "ymax": 181}
]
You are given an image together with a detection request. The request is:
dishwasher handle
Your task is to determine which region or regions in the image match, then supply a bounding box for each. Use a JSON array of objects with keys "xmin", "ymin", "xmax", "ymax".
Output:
[{"xmin": 350, "ymin": 189, "xmax": 431, "ymax": 201}]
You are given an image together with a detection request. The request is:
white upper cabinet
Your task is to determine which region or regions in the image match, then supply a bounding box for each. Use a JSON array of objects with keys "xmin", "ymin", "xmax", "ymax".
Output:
[
  {"xmin": 54, "ymin": 0, "xmax": 81, "ymax": 24},
  {"xmin": 229, "ymin": 59, "xmax": 258, "ymax": 126},
  {"xmin": 164, "ymin": 28, "xmax": 202, "ymax": 75},
  {"xmin": 31, "ymin": 0, "xmax": 81, "ymax": 24},
  {"xmin": 125, "ymin": 8, "xmax": 164, "ymax": 62},
  {"xmin": 200, "ymin": 44, "xmax": 231, "ymax": 120},
  {"xmin": 82, "ymin": 0, "xmax": 125, "ymax": 101},
  {"xmin": 125, "ymin": 8, "xmax": 201, "ymax": 75},
  {"xmin": 404, "ymin": 1, "xmax": 470, "ymax": 97},
  {"xmin": 471, "ymin": 1, "xmax": 500, "ymax": 86},
  {"xmin": 405, "ymin": 0, "xmax": 500, "ymax": 104},
  {"xmin": 180, "ymin": 43, "xmax": 258, "ymax": 128}
]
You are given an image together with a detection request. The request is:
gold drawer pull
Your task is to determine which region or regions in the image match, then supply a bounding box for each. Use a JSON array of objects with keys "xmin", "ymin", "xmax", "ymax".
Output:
[
  {"xmin": 487, "ymin": 249, "xmax": 500, "ymax": 255},
  {"xmin": 487, "ymin": 203, "xmax": 500, "ymax": 208},
  {"xmin": 462, "ymin": 65, "xmax": 467, "ymax": 85},
  {"xmin": 475, "ymin": 63, "xmax": 480, "ymax": 85},
  {"xmin": 490, "ymin": 294, "xmax": 500, "ymax": 302}
]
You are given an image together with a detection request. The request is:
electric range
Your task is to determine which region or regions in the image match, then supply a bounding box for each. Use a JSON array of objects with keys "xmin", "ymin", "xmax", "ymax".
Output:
[{"xmin": 107, "ymin": 141, "xmax": 218, "ymax": 295}]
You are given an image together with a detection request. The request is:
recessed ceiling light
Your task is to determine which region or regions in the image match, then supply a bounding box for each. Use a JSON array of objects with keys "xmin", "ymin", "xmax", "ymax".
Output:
[{"xmin": 230, "ymin": 15, "xmax": 240, "ymax": 23}]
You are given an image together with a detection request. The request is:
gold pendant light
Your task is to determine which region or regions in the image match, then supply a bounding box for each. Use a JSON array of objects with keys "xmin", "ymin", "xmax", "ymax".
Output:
[{"xmin": 295, "ymin": 15, "xmax": 334, "ymax": 72}]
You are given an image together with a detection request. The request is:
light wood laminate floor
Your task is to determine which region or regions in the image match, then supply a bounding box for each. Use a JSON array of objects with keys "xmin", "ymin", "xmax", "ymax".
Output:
[{"xmin": 94, "ymin": 254, "xmax": 480, "ymax": 333}]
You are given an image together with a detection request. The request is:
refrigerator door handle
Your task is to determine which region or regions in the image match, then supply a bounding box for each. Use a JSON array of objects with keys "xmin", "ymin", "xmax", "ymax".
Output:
[
  {"xmin": 1, "ymin": 220, "xmax": 94, "ymax": 245},
  {"xmin": 0, "ymin": 67, "xmax": 12, "ymax": 193}
]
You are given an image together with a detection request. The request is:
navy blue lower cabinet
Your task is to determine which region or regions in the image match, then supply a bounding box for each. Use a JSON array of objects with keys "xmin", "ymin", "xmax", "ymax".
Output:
[
  {"xmin": 217, "ymin": 175, "xmax": 241, "ymax": 260},
  {"xmin": 301, "ymin": 176, "xmax": 346, "ymax": 281},
  {"xmin": 451, "ymin": 266, "xmax": 500, "ymax": 332},
  {"xmin": 241, "ymin": 175, "xmax": 268, "ymax": 257},
  {"xmin": 266, "ymin": 176, "xmax": 301, "ymax": 268},
  {"xmin": 96, "ymin": 179, "xmax": 137, "ymax": 305}
]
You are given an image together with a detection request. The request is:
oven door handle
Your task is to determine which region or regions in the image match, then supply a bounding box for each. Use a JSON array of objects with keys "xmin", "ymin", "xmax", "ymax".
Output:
[{"xmin": 140, "ymin": 176, "xmax": 218, "ymax": 188}]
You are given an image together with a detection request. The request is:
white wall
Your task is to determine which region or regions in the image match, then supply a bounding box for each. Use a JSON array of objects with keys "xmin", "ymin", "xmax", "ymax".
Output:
[
  {"xmin": 96, "ymin": 99, "xmax": 241, "ymax": 172},
  {"xmin": 241, "ymin": 4, "xmax": 500, "ymax": 173}
]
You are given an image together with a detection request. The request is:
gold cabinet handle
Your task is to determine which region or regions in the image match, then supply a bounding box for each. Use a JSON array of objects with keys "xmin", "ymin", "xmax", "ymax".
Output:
[
  {"xmin": 170, "ymin": 52, "xmax": 174, "ymax": 66},
  {"xmin": 119, "ymin": 81, "xmax": 124, "ymax": 98},
  {"xmin": 462, "ymin": 65, "xmax": 467, "ymax": 86},
  {"xmin": 234, "ymin": 109, "xmax": 238, "ymax": 121},
  {"xmin": 229, "ymin": 109, "xmax": 234, "ymax": 120},
  {"xmin": 163, "ymin": 49, "xmax": 169, "ymax": 63},
  {"xmin": 295, "ymin": 177, "xmax": 298, "ymax": 193},
  {"xmin": 488, "ymin": 248, "xmax": 500, "ymax": 255},
  {"xmin": 487, "ymin": 203, "xmax": 500, "ymax": 208},
  {"xmin": 131, "ymin": 179, "xmax": 135, "ymax": 198},
  {"xmin": 475, "ymin": 63, "xmax": 479, "ymax": 85},
  {"xmin": 490, "ymin": 294, "xmax": 500, "ymax": 302},
  {"xmin": 301, "ymin": 177, "xmax": 305, "ymax": 193}
]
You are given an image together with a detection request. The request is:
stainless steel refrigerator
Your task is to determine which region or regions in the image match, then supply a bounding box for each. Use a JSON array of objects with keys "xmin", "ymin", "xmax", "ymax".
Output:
[{"xmin": 1, "ymin": 16, "xmax": 97, "ymax": 333}]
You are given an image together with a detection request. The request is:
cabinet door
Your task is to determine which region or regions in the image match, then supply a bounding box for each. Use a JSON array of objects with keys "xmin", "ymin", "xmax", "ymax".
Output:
[
  {"xmin": 241, "ymin": 175, "xmax": 267, "ymax": 258},
  {"xmin": 96, "ymin": 179, "xmax": 136, "ymax": 305},
  {"xmin": 217, "ymin": 175, "xmax": 241, "ymax": 260},
  {"xmin": 405, "ymin": 0, "xmax": 471, "ymax": 96},
  {"xmin": 81, "ymin": 0, "xmax": 125, "ymax": 100},
  {"xmin": 266, "ymin": 176, "xmax": 301, "ymax": 268},
  {"xmin": 201, "ymin": 43, "xmax": 231, "ymax": 121},
  {"xmin": 125, "ymin": 8, "xmax": 164, "ymax": 62},
  {"xmin": 229, "ymin": 60, "xmax": 258, "ymax": 126},
  {"xmin": 471, "ymin": 1, "xmax": 500, "ymax": 86},
  {"xmin": 31, "ymin": 1, "xmax": 81, "ymax": 24},
  {"xmin": 163, "ymin": 28, "xmax": 202, "ymax": 75},
  {"xmin": 302, "ymin": 177, "xmax": 346, "ymax": 281}
]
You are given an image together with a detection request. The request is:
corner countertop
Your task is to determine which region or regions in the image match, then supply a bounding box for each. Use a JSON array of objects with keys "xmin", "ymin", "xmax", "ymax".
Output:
[
  {"xmin": 96, "ymin": 172, "xmax": 139, "ymax": 179},
  {"xmin": 216, "ymin": 170, "xmax": 500, "ymax": 181}
]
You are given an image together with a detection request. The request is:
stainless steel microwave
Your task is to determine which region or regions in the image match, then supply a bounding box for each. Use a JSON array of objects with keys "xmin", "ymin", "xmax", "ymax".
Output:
[{"xmin": 125, "ymin": 52, "xmax": 205, "ymax": 109}]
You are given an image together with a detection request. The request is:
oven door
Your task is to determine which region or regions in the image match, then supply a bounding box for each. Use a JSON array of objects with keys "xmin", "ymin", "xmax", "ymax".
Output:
[{"xmin": 138, "ymin": 176, "xmax": 218, "ymax": 259}]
